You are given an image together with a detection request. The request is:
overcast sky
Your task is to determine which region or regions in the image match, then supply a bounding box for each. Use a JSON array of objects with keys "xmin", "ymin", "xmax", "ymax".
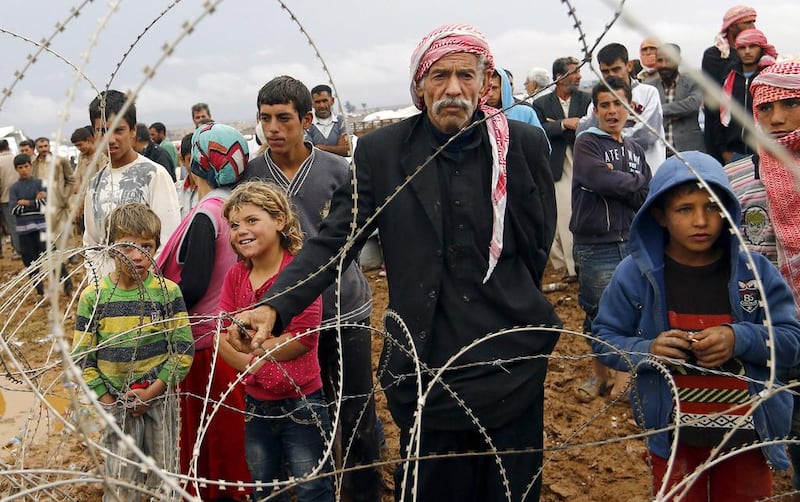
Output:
[{"xmin": 0, "ymin": 0, "xmax": 796, "ymax": 140}]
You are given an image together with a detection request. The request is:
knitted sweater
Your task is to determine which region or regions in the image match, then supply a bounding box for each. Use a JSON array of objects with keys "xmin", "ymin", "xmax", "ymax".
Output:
[
  {"xmin": 9, "ymin": 177, "xmax": 46, "ymax": 235},
  {"xmin": 72, "ymin": 272, "xmax": 194, "ymax": 398}
]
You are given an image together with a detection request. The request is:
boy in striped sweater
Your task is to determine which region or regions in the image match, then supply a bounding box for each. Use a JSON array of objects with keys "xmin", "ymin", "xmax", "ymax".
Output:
[{"xmin": 72, "ymin": 203, "xmax": 194, "ymax": 501}]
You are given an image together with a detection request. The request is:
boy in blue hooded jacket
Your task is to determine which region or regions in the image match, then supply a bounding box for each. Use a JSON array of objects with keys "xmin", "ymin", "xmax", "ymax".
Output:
[{"xmin": 592, "ymin": 151, "xmax": 800, "ymax": 500}]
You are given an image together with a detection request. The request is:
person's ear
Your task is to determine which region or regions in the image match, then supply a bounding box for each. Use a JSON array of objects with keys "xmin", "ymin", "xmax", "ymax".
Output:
[
  {"xmin": 301, "ymin": 111, "xmax": 313, "ymax": 130},
  {"xmin": 651, "ymin": 206, "xmax": 667, "ymax": 228},
  {"xmin": 480, "ymin": 68, "xmax": 493, "ymax": 95}
]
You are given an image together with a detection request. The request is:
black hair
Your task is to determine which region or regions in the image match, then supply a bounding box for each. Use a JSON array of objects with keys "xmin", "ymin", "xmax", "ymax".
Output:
[
  {"xmin": 14, "ymin": 153, "xmax": 31, "ymax": 167},
  {"xmin": 0, "ymin": 139, "xmax": 8, "ymax": 151},
  {"xmin": 310, "ymin": 84, "xmax": 332, "ymax": 96},
  {"xmin": 591, "ymin": 76, "xmax": 632, "ymax": 107},
  {"xmin": 135, "ymin": 124, "xmax": 150, "ymax": 142},
  {"xmin": 149, "ymin": 122, "xmax": 166, "ymax": 134},
  {"xmin": 180, "ymin": 133, "xmax": 193, "ymax": 157},
  {"xmin": 552, "ymin": 56, "xmax": 579, "ymax": 80},
  {"xmin": 191, "ymin": 102, "xmax": 210, "ymax": 115},
  {"xmin": 597, "ymin": 43, "xmax": 629, "ymax": 66},
  {"xmin": 257, "ymin": 76, "xmax": 312, "ymax": 119},
  {"xmin": 70, "ymin": 126, "xmax": 93, "ymax": 143},
  {"xmin": 89, "ymin": 90, "xmax": 137, "ymax": 129},
  {"xmin": 19, "ymin": 139, "xmax": 35, "ymax": 150},
  {"xmin": 34, "ymin": 137, "xmax": 49, "ymax": 145}
]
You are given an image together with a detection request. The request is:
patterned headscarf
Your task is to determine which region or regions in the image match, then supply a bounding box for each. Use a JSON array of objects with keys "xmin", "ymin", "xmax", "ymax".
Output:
[
  {"xmin": 191, "ymin": 122, "xmax": 249, "ymax": 188},
  {"xmin": 714, "ymin": 5, "xmax": 757, "ymax": 59},
  {"xmin": 734, "ymin": 29, "xmax": 777, "ymax": 65},
  {"xmin": 720, "ymin": 28, "xmax": 776, "ymax": 127},
  {"xmin": 409, "ymin": 23, "xmax": 509, "ymax": 283},
  {"xmin": 750, "ymin": 60, "xmax": 800, "ymax": 305}
]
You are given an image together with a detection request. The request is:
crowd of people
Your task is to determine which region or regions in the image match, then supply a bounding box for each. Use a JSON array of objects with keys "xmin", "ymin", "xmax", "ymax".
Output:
[{"xmin": 0, "ymin": 4, "xmax": 798, "ymax": 501}]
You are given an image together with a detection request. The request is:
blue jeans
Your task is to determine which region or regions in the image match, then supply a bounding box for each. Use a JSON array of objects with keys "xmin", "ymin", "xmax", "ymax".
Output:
[
  {"xmin": 244, "ymin": 390, "xmax": 334, "ymax": 502},
  {"xmin": 573, "ymin": 241, "xmax": 629, "ymax": 334}
]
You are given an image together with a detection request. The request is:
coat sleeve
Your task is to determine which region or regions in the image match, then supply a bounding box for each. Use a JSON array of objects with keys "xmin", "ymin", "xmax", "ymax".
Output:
[
  {"xmin": 157, "ymin": 287, "xmax": 194, "ymax": 386},
  {"xmin": 263, "ymin": 142, "xmax": 376, "ymax": 333},
  {"xmin": 533, "ymin": 98, "xmax": 566, "ymax": 141},
  {"xmin": 591, "ymin": 260, "xmax": 656, "ymax": 371},
  {"xmin": 628, "ymin": 86, "xmax": 664, "ymax": 151},
  {"xmin": 518, "ymin": 124, "xmax": 556, "ymax": 282},
  {"xmin": 572, "ymin": 135, "xmax": 650, "ymax": 201},
  {"xmin": 729, "ymin": 255, "xmax": 800, "ymax": 370},
  {"xmin": 662, "ymin": 78, "xmax": 703, "ymax": 119}
]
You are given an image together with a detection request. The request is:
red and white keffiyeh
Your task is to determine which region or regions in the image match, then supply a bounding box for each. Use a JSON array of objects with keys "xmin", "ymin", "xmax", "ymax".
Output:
[
  {"xmin": 720, "ymin": 28, "xmax": 776, "ymax": 127},
  {"xmin": 735, "ymin": 28, "xmax": 777, "ymax": 66},
  {"xmin": 751, "ymin": 60, "xmax": 800, "ymax": 305},
  {"xmin": 714, "ymin": 5, "xmax": 757, "ymax": 59},
  {"xmin": 409, "ymin": 23, "xmax": 509, "ymax": 283}
]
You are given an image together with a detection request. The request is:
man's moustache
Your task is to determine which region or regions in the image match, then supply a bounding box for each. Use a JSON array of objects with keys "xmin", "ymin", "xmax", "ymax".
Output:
[{"xmin": 433, "ymin": 97, "xmax": 472, "ymax": 114}]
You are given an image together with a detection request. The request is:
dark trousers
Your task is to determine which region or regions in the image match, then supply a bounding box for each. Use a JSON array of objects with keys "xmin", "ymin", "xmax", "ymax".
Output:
[
  {"xmin": 19, "ymin": 231, "xmax": 46, "ymax": 295},
  {"xmin": 18, "ymin": 230, "xmax": 71, "ymax": 296},
  {"xmin": 318, "ymin": 319, "xmax": 382, "ymax": 501},
  {"xmin": 394, "ymin": 393, "xmax": 544, "ymax": 502}
]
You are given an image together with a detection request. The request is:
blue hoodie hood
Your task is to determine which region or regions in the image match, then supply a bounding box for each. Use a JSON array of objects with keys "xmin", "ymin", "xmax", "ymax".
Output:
[
  {"xmin": 629, "ymin": 151, "xmax": 742, "ymax": 273},
  {"xmin": 495, "ymin": 66, "xmax": 544, "ymax": 130}
]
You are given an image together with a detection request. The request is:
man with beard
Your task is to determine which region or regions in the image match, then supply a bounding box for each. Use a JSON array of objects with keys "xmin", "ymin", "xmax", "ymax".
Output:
[
  {"xmin": 652, "ymin": 44, "xmax": 705, "ymax": 155},
  {"xmin": 533, "ymin": 56, "xmax": 591, "ymax": 283},
  {"xmin": 31, "ymin": 137, "xmax": 74, "ymax": 246},
  {"xmin": 228, "ymin": 23, "xmax": 559, "ymax": 501}
]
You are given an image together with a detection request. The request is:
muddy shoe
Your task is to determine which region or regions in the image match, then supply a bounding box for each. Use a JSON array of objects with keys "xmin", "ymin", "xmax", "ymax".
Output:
[{"xmin": 575, "ymin": 376, "xmax": 609, "ymax": 403}]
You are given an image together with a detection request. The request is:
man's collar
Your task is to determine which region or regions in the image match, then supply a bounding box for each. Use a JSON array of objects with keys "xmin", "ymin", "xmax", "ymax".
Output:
[{"xmin": 312, "ymin": 113, "xmax": 339, "ymax": 126}]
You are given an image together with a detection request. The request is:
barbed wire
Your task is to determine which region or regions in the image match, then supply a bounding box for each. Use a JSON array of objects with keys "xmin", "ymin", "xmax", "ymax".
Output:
[{"xmin": 1, "ymin": 1, "xmax": 799, "ymax": 501}]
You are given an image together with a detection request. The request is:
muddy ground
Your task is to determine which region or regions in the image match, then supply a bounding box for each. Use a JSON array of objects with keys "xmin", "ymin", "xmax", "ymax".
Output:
[{"xmin": 0, "ymin": 241, "xmax": 795, "ymax": 500}]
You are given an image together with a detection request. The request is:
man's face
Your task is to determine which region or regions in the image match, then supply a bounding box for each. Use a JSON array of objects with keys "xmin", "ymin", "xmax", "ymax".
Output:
[
  {"xmin": 73, "ymin": 139, "xmax": 93, "ymax": 156},
  {"xmin": 524, "ymin": 78, "xmax": 538, "ymax": 96},
  {"xmin": 416, "ymin": 52, "xmax": 490, "ymax": 134},
  {"xmin": 639, "ymin": 40, "xmax": 658, "ymax": 68},
  {"xmin": 311, "ymin": 91, "xmax": 334, "ymax": 119},
  {"xmin": 656, "ymin": 50, "xmax": 679, "ymax": 81},
  {"xmin": 486, "ymin": 75, "xmax": 502, "ymax": 108},
  {"xmin": 192, "ymin": 109, "xmax": 210, "ymax": 126},
  {"xmin": 558, "ymin": 63, "xmax": 582, "ymax": 93},
  {"xmin": 756, "ymin": 97, "xmax": 800, "ymax": 139},
  {"xmin": 258, "ymin": 102, "xmax": 312, "ymax": 157},
  {"xmin": 149, "ymin": 127, "xmax": 164, "ymax": 143},
  {"xmin": 35, "ymin": 139, "xmax": 50, "ymax": 157},
  {"xmin": 736, "ymin": 44, "xmax": 763, "ymax": 67},
  {"xmin": 93, "ymin": 114, "xmax": 137, "ymax": 166},
  {"xmin": 599, "ymin": 58, "xmax": 632, "ymax": 82},
  {"xmin": 19, "ymin": 144, "xmax": 34, "ymax": 156},
  {"xmin": 594, "ymin": 88, "xmax": 630, "ymax": 138}
]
